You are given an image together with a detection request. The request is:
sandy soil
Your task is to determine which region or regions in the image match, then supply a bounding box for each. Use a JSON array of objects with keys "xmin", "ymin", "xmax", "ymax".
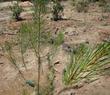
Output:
[{"xmin": 0, "ymin": 1, "xmax": 110, "ymax": 95}]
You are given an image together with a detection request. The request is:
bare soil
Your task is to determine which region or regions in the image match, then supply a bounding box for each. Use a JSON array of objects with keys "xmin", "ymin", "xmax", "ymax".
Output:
[{"xmin": 0, "ymin": 1, "xmax": 110, "ymax": 95}]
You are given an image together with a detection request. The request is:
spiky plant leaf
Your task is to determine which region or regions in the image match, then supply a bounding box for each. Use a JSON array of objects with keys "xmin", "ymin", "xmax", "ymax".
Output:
[{"xmin": 63, "ymin": 42, "xmax": 110, "ymax": 85}]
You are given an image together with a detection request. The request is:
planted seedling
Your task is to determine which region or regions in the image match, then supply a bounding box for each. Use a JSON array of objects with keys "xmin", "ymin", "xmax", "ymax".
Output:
[
  {"xmin": 10, "ymin": 0, "xmax": 23, "ymax": 21},
  {"xmin": 51, "ymin": 0, "xmax": 64, "ymax": 21}
]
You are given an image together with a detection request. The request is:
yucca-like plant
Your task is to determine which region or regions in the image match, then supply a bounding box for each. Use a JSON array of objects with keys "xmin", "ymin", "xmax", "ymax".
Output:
[{"xmin": 63, "ymin": 42, "xmax": 110, "ymax": 86}]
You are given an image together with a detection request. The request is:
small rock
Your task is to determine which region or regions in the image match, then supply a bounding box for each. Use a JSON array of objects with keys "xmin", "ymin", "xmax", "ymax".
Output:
[
  {"xmin": 65, "ymin": 27, "xmax": 78, "ymax": 36},
  {"xmin": 62, "ymin": 43, "xmax": 72, "ymax": 52},
  {"xmin": 73, "ymin": 83, "xmax": 84, "ymax": 89}
]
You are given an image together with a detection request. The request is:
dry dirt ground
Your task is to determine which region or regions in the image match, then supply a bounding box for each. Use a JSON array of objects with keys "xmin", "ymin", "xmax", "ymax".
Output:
[{"xmin": 0, "ymin": 1, "xmax": 110, "ymax": 95}]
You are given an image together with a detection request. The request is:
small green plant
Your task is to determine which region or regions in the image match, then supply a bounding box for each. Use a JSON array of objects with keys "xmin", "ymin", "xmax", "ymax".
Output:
[
  {"xmin": 63, "ymin": 42, "xmax": 110, "ymax": 86},
  {"xmin": 10, "ymin": 1, "xmax": 23, "ymax": 21},
  {"xmin": 51, "ymin": 0, "xmax": 64, "ymax": 21}
]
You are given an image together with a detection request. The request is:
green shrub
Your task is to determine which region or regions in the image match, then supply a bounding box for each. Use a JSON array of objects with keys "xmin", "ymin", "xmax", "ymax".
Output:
[
  {"xmin": 10, "ymin": 1, "xmax": 23, "ymax": 21},
  {"xmin": 51, "ymin": 0, "xmax": 63, "ymax": 21}
]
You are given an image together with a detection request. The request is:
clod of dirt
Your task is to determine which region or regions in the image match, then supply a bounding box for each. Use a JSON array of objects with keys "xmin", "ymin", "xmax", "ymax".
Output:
[
  {"xmin": 0, "ymin": 62, "xmax": 4, "ymax": 65},
  {"xmin": 64, "ymin": 27, "xmax": 78, "ymax": 36},
  {"xmin": 62, "ymin": 43, "xmax": 73, "ymax": 52}
]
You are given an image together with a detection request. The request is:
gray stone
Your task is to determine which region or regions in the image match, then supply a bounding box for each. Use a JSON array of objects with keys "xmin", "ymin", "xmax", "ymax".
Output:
[{"xmin": 65, "ymin": 27, "xmax": 78, "ymax": 36}]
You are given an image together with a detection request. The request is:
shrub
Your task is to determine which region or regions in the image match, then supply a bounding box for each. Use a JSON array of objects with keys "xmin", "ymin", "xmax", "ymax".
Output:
[
  {"xmin": 51, "ymin": 0, "xmax": 64, "ymax": 21},
  {"xmin": 10, "ymin": 1, "xmax": 23, "ymax": 21}
]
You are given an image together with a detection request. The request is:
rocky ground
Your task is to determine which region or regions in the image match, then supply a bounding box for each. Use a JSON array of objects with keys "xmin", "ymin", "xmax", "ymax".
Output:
[{"xmin": 0, "ymin": 1, "xmax": 110, "ymax": 95}]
